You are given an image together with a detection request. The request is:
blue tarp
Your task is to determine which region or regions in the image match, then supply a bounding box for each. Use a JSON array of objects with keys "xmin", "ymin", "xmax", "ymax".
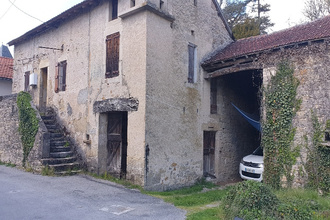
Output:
[{"xmin": 231, "ymin": 103, "xmax": 261, "ymax": 132}]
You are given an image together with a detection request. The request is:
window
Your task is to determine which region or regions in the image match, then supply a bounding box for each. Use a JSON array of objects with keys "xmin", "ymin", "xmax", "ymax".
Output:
[
  {"xmin": 210, "ymin": 79, "xmax": 217, "ymax": 114},
  {"xmin": 24, "ymin": 71, "xmax": 30, "ymax": 91},
  {"xmin": 188, "ymin": 43, "xmax": 197, "ymax": 83},
  {"xmin": 130, "ymin": 0, "xmax": 135, "ymax": 7},
  {"xmin": 160, "ymin": 0, "xmax": 164, "ymax": 9},
  {"xmin": 109, "ymin": 0, "xmax": 118, "ymax": 21},
  {"xmin": 106, "ymin": 32, "xmax": 120, "ymax": 78},
  {"xmin": 55, "ymin": 61, "xmax": 67, "ymax": 93},
  {"xmin": 194, "ymin": 0, "xmax": 197, "ymax": 6}
]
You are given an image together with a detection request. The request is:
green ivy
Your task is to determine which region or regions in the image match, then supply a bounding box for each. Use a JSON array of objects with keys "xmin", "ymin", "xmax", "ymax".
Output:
[
  {"xmin": 306, "ymin": 112, "xmax": 329, "ymax": 195},
  {"xmin": 262, "ymin": 61, "xmax": 301, "ymax": 189},
  {"xmin": 17, "ymin": 92, "xmax": 39, "ymax": 166}
]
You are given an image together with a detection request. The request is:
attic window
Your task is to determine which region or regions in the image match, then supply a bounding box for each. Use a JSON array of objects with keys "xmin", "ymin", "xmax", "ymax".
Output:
[
  {"xmin": 130, "ymin": 0, "xmax": 135, "ymax": 7},
  {"xmin": 160, "ymin": 0, "xmax": 164, "ymax": 9},
  {"xmin": 194, "ymin": 0, "xmax": 197, "ymax": 6},
  {"xmin": 109, "ymin": 0, "xmax": 118, "ymax": 21}
]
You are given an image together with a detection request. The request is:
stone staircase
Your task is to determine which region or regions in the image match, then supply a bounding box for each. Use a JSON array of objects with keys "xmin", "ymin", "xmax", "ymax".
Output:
[{"xmin": 40, "ymin": 113, "xmax": 80, "ymax": 175}]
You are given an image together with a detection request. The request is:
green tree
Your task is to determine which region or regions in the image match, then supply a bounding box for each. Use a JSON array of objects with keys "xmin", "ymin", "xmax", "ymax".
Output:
[
  {"xmin": 222, "ymin": 0, "xmax": 274, "ymax": 39},
  {"xmin": 303, "ymin": 0, "xmax": 330, "ymax": 21}
]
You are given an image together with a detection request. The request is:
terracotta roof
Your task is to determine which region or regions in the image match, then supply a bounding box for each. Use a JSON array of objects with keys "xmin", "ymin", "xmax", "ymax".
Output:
[
  {"xmin": 0, "ymin": 57, "xmax": 14, "ymax": 79},
  {"xmin": 203, "ymin": 15, "xmax": 330, "ymax": 67}
]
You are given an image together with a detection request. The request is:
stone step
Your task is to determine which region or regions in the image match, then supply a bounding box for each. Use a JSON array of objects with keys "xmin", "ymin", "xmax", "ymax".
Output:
[
  {"xmin": 50, "ymin": 140, "xmax": 68, "ymax": 147},
  {"xmin": 41, "ymin": 156, "xmax": 77, "ymax": 165},
  {"xmin": 45, "ymin": 124, "xmax": 57, "ymax": 130},
  {"xmin": 55, "ymin": 170, "xmax": 82, "ymax": 176},
  {"xmin": 50, "ymin": 151, "xmax": 74, "ymax": 158},
  {"xmin": 49, "ymin": 162, "xmax": 80, "ymax": 172},
  {"xmin": 48, "ymin": 128, "xmax": 61, "ymax": 133},
  {"xmin": 50, "ymin": 133, "xmax": 64, "ymax": 139},
  {"xmin": 50, "ymin": 146, "xmax": 72, "ymax": 153},
  {"xmin": 41, "ymin": 115, "xmax": 54, "ymax": 121},
  {"xmin": 43, "ymin": 119, "xmax": 56, "ymax": 125}
]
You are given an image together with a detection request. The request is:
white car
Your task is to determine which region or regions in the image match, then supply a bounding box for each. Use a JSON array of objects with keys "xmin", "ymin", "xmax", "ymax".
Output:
[{"xmin": 239, "ymin": 146, "xmax": 264, "ymax": 182}]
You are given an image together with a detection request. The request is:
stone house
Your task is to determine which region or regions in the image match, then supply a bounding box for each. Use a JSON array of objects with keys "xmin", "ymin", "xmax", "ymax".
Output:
[
  {"xmin": 5, "ymin": 0, "xmax": 329, "ymax": 191},
  {"xmin": 8, "ymin": 0, "xmax": 233, "ymax": 191},
  {"xmin": 0, "ymin": 45, "xmax": 13, "ymax": 96}
]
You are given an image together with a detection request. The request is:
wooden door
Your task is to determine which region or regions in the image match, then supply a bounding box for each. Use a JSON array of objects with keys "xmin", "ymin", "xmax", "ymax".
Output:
[
  {"xmin": 107, "ymin": 112, "xmax": 127, "ymax": 178},
  {"xmin": 203, "ymin": 131, "xmax": 216, "ymax": 177}
]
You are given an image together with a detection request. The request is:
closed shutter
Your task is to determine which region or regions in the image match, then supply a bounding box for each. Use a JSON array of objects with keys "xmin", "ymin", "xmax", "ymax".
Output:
[
  {"xmin": 106, "ymin": 32, "xmax": 120, "ymax": 78},
  {"xmin": 24, "ymin": 71, "xmax": 30, "ymax": 92},
  {"xmin": 55, "ymin": 64, "xmax": 59, "ymax": 93}
]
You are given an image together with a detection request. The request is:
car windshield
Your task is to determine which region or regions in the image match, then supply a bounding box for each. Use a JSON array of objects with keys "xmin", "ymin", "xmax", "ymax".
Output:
[{"xmin": 252, "ymin": 146, "xmax": 263, "ymax": 156}]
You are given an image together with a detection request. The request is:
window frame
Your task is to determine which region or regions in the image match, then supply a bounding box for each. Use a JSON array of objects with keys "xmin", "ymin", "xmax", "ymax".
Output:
[
  {"xmin": 24, "ymin": 71, "xmax": 30, "ymax": 92},
  {"xmin": 109, "ymin": 0, "xmax": 118, "ymax": 21},
  {"xmin": 188, "ymin": 43, "xmax": 197, "ymax": 83},
  {"xmin": 55, "ymin": 60, "xmax": 67, "ymax": 93}
]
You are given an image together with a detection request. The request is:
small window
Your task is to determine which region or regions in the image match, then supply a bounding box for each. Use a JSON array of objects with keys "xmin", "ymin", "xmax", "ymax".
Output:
[
  {"xmin": 160, "ymin": 0, "xmax": 164, "ymax": 9},
  {"xmin": 109, "ymin": 0, "xmax": 118, "ymax": 21},
  {"xmin": 130, "ymin": 0, "xmax": 135, "ymax": 7},
  {"xmin": 24, "ymin": 71, "xmax": 30, "ymax": 91},
  {"xmin": 55, "ymin": 61, "xmax": 67, "ymax": 93},
  {"xmin": 106, "ymin": 32, "xmax": 120, "ymax": 78},
  {"xmin": 194, "ymin": 0, "xmax": 197, "ymax": 6},
  {"xmin": 210, "ymin": 79, "xmax": 217, "ymax": 114},
  {"xmin": 188, "ymin": 43, "xmax": 197, "ymax": 83}
]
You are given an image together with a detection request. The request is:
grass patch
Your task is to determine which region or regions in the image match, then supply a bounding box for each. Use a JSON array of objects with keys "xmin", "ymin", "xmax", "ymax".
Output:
[{"xmin": 186, "ymin": 207, "xmax": 222, "ymax": 220}]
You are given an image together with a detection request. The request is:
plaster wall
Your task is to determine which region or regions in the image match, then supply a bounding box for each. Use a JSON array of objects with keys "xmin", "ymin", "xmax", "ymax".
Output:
[
  {"xmin": 12, "ymin": 0, "xmax": 148, "ymax": 185},
  {"xmin": 144, "ymin": 0, "xmax": 232, "ymax": 190}
]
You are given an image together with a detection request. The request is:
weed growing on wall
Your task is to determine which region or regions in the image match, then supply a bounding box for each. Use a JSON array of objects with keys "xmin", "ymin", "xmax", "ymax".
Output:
[
  {"xmin": 262, "ymin": 61, "xmax": 301, "ymax": 189},
  {"xmin": 17, "ymin": 92, "xmax": 39, "ymax": 166},
  {"xmin": 305, "ymin": 112, "xmax": 330, "ymax": 195}
]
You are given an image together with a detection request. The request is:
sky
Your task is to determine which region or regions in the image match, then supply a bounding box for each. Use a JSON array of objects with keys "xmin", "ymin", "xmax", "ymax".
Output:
[{"xmin": 0, "ymin": 0, "xmax": 307, "ymax": 56}]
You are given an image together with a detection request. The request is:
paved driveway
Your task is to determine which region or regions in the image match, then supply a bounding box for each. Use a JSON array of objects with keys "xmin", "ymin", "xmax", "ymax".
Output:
[{"xmin": 0, "ymin": 166, "xmax": 186, "ymax": 220}]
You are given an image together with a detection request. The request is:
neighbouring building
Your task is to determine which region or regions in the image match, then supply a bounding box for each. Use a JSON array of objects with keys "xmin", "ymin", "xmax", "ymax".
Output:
[
  {"xmin": 6, "ymin": 0, "xmax": 330, "ymax": 191},
  {"xmin": 0, "ymin": 45, "xmax": 13, "ymax": 96}
]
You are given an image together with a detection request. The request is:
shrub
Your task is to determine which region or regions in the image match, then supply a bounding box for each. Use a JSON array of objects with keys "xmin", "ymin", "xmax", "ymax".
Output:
[{"xmin": 222, "ymin": 180, "xmax": 279, "ymax": 220}]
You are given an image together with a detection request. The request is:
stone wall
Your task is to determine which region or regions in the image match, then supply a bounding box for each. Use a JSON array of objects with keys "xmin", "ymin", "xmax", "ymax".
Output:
[{"xmin": 0, "ymin": 94, "xmax": 49, "ymax": 171}]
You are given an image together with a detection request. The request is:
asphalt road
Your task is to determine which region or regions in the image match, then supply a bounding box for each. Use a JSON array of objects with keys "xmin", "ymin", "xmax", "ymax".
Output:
[{"xmin": 0, "ymin": 166, "xmax": 186, "ymax": 220}]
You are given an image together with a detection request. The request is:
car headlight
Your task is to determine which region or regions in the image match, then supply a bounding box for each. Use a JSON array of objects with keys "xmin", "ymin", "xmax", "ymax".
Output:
[{"xmin": 258, "ymin": 163, "xmax": 264, "ymax": 168}]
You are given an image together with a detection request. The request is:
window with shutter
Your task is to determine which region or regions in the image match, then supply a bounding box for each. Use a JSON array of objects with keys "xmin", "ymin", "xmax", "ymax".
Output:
[
  {"xmin": 55, "ymin": 60, "xmax": 67, "ymax": 93},
  {"xmin": 106, "ymin": 32, "xmax": 120, "ymax": 78},
  {"xmin": 188, "ymin": 43, "xmax": 196, "ymax": 83}
]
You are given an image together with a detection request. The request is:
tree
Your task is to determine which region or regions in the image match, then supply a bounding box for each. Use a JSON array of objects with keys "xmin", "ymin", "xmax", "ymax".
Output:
[
  {"xmin": 222, "ymin": 0, "xmax": 274, "ymax": 39},
  {"xmin": 303, "ymin": 0, "xmax": 330, "ymax": 21}
]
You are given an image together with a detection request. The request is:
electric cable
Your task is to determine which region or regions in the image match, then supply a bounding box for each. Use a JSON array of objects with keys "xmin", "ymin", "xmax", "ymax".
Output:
[
  {"xmin": 7, "ymin": 0, "xmax": 44, "ymax": 23},
  {"xmin": 0, "ymin": 0, "xmax": 16, "ymax": 20}
]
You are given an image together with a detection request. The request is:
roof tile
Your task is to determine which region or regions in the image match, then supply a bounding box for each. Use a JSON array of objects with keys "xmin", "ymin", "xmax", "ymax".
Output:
[
  {"xmin": 204, "ymin": 15, "xmax": 330, "ymax": 65},
  {"xmin": 0, "ymin": 57, "xmax": 14, "ymax": 79}
]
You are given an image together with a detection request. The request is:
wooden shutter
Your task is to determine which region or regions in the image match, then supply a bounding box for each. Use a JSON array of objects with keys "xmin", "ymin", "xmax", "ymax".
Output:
[
  {"xmin": 24, "ymin": 71, "xmax": 30, "ymax": 92},
  {"xmin": 188, "ymin": 44, "xmax": 195, "ymax": 83},
  {"xmin": 106, "ymin": 32, "xmax": 120, "ymax": 78},
  {"xmin": 55, "ymin": 64, "xmax": 59, "ymax": 93},
  {"xmin": 61, "ymin": 61, "xmax": 67, "ymax": 91}
]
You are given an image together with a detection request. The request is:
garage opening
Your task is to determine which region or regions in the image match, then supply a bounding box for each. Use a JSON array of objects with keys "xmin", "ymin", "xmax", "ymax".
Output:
[{"xmin": 212, "ymin": 69, "xmax": 262, "ymax": 182}]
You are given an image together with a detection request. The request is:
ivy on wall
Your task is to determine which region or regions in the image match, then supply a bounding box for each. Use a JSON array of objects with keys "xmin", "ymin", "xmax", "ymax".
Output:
[
  {"xmin": 306, "ymin": 113, "xmax": 330, "ymax": 195},
  {"xmin": 17, "ymin": 92, "xmax": 39, "ymax": 166},
  {"xmin": 262, "ymin": 61, "xmax": 301, "ymax": 189}
]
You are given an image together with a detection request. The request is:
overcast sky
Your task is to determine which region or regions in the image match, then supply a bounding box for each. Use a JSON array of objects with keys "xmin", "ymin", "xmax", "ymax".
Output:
[{"xmin": 1, "ymin": 0, "xmax": 307, "ymax": 56}]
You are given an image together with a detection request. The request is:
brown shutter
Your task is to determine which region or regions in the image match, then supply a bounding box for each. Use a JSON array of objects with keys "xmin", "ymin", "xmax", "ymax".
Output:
[
  {"xmin": 55, "ymin": 64, "xmax": 59, "ymax": 93},
  {"xmin": 210, "ymin": 79, "xmax": 217, "ymax": 114},
  {"xmin": 62, "ymin": 61, "xmax": 67, "ymax": 91},
  {"xmin": 106, "ymin": 32, "xmax": 120, "ymax": 78},
  {"xmin": 24, "ymin": 71, "xmax": 30, "ymax": 92}
]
